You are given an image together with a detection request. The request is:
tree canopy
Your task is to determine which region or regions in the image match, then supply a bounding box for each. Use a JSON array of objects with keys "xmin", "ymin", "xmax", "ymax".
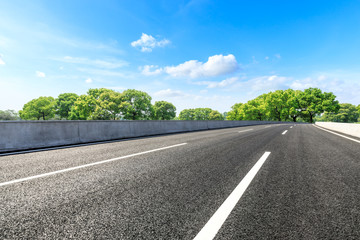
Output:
[
  {"xmin": 19, "ymin": 96, "xmax": 56, "ymax": 120},
  {"xmin": 318, "ymin": 103, "xmax": 359, "ymax": 123},
  {"xmin": 19, "ymin": 88, "xmax": 176, "ymax": 121},
  {"xmin": 227, "ymin": 88, "xmax": 340, "ymax": 123},
  {"xmin": 15, "ymin": 87, "xmax": 357, "ymax": 123},
  {"xmin": 153, "ymin": 101, "xmax": 176, "ymax": 120},
  {"xmin": 179, "ymin": 108, "xmax": 224, "ymax": 120},
  {"xmin": 120, "ymin": 89, "xmax": 153, "ymax": 120},
  {"xmin": 55, "ymin": 93, "xmax": 79, "ymax": 119}
]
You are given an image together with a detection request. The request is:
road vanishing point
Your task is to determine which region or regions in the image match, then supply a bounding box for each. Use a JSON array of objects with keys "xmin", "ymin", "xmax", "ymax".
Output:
[{"xmin": 1, "ymin": 124, "xmax": 360, "ymax": 239}]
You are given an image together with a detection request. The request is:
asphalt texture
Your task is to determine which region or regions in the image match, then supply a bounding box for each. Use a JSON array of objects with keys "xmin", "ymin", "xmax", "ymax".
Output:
[{"xmin": 1, "ymin": 124, "xmax": 359, "ymax": 239}]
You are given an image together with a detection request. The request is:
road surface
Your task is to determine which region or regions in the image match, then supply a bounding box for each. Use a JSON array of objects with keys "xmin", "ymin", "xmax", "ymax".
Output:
[{"xmin": 1, "ymin": 124, "xmax": 359, "ymax": 239}]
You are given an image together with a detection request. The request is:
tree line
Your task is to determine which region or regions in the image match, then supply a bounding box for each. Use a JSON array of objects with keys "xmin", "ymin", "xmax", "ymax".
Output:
[
  {"xmin": 226, "ymin": 88, "xmax": 359, "ymax": 123},
  {"xmin": 1, "ymin": 87, "xmax": 359, "ymax": 123},
  {"xmin": 18, "ymin": 89, "xmax": 177, "ymax": 121}
]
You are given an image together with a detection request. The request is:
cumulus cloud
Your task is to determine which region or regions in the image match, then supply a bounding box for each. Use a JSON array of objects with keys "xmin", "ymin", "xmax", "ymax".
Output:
[
  {"xmin": 196, "ymin": 77, "xmax": 238, "ymax": 88},
  {"xmin": 164, "ymin": 54, "xmax": 238, "ymax": 78},
  {"xmin": 141, "ymin": 65, "xmax": 163, "ymax": 76},
  {"xmin": 154, "ymin": 89, "xmax": 186, "ymax": 98},
  {"xmin": 85, "ymin": 78, "xmax": 93, "ymax": 83},
  {"xmin": 36, "ymin": 71, "xmax": 46, "ymax": 78},
  {"xmin": 131, "ymin": 33, "xmax": 170, "ymax": 52},
  {"xmin": 61, "ymin": 56, "xmax": 127, "ymax": 69}
]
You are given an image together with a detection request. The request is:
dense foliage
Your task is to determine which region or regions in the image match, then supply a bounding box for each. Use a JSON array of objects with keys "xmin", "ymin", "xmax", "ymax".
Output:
[
  {"xmin": 179, "ymin": 108, "xmax": 224, "ymax": 120},
  {"xmin": 153, "ymin": 101, "xmax": 176, "ymax": 120},
  {"xmin": 227, "ymin": 88, "xmax": 341, "ymax": 123},
  {"xmin": 19, "ymin": 96, "xmax": 56, "ymax": 120},
  {"xmin": 6, "ymin": 87, "xmax": 359, "ymax": 123},
  {"xmin": 316, "ymin": 103, "xmax": 360, "ymax": 123},
  {"xmin": 19, "ymin": 89, "xmax": 177, "ymax": 121}
]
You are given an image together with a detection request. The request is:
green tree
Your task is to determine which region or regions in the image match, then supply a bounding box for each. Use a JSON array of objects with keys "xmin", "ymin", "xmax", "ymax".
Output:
[
  {"xmin": 179, "ymin": 109, "xmax": 196, "ymax": 120},
  {"xmin": 194, "ymin": 108, "xmax": 212, "ymax": 120},
  {"xmin": 265, "ymin": 90, "xmax": 287, "ymax": 121},
  {"xmin": 226, "ymin": 103, "xmax": 243, "ymax": 120},
  {"xmin": 120, "ymin": 89, "xmax": 153, "ymax": 120},
  {"xmin": 153, "ymin": 101, "xmax": 176, "ymax": 120},
  {"xmin": 0, "ymin": 110, "xmax": 19, "ymax": 120},
  {"xmin": 87, "ymin": 88, "xmax": 111, "ymax": 100},
  {"xmin": 69, "ymin": 94, "xmax": 97, "ymax": 120},
  {"xmin": 20, "ymin": 96, "xmax": 56, "ymax": 120},
  {"xmin": 298, "ymin": 88, "xmax": 340, "ymax": 123},
  {"xmin": 178, "ymin": 108, "xmax": 221, "ymax": 120},
  {"xmin": 92, "ymin": 90, "xmax": 123, "ymax": 120},
  {"xmin": 321, "ymin": 103, "xmax": 359, "ymax": 123},
  {"xmin": 240, "ymin": 95, "xmax": 267, "ymax": 121},
  {"xmin": 55, "ymin": 93, "xmax": 79, "ymax": 119},
  {"xmin": 209, "ymin": 110, "xmax": 224, "ymax": 120},
  {"xmin": 285, "ymin": 89, "xmax": 302, "ymax": 122}
]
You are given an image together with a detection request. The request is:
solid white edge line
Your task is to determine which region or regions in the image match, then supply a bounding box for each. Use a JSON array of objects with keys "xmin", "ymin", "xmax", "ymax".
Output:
[
  {"xmin": 0, "ymin": 143, "xmax": 187, "ymax": 187},
  {"xmin": 313, "ymin": 125, "xmax": 360, "ymax": 144},
  {"xmin": 282, "ymin": 130, "xmax": 288, "ymax": 135},
  {"xmin": 238, "ymin": 129, "xmax": 253, "ymax": 133},
  {"xmin": 193, "ymin": 151, "xmax": 271, "ymax": 240}
]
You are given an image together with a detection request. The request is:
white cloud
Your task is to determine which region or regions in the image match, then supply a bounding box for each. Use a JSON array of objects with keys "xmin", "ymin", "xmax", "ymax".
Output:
[
  {"xmin": 59, "ymin": 56, "xmax": 128, "ymax": 69},
  {"xmin": 164, "ymin": 54, "xmax": 238, "ymax": 78},
  {"xmin": 154, "ymin": 89, "xmax": 187, "ymax": 98},
  {"xmin": 290, "ymin": 78, "xmax": 313, "ymax": 90},
  {"xmin": 141, "ymin": 65, "xmax": 163, "ymax": 76},
  {"xmin": 196, "ymin": 77, "xmax": 238, "ymax": 88},
  {"xmin": 131, "ymin": 33, "xmax": 170, "ymax": 52},
  {"xmin": 265, "ymin": 56, "xmax": 269, "ymax": 60},
  {"xmin": 85, "ymin": 78, "xmax": 93, "ymax": 83},
  {"xmin": 0, "ymin": 56, "xmax": 5, "ymax": 65},
  {"xmin": 275, "ymin": 54, "xmax": 281, "ymax": 59},
  {"xmin": 36, "ymin": 71, "xmax": 46, "ymax": 78}
]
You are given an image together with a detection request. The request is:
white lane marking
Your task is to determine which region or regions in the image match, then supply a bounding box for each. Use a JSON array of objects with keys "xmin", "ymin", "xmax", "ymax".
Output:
[
  {"xmin": 282, "ymin": 130, "xmax": 288, "ymax": 135},
  {"xmin": 313, "ymin": 125, "xmax": 360, "ymax": 144},
  {"xmin": 264, "ymin": 126, "xmax": 272, "ymax": 128},
  {"xmin": 0, "ymin": 143, "xmax": 187, "ymax": 187},
  {"xmin": 193, "ymin": 151, "xmax": 271, "ymax": 240},
  {"xmin": 238, "ymin": 129, "xmax": 253, "ymax": 133},
  {"xmin": 290, "ymin": 126, "xmax": 293, "ymax": 128}
]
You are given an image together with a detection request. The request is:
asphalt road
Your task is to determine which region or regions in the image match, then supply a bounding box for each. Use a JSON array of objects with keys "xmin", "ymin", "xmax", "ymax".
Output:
[{"xmin": 1, "ymin": 124, "xmax": 359, "ymax": 239}]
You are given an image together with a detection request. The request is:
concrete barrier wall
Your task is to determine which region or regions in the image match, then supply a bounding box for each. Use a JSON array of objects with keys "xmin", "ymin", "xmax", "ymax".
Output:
[
  {"xmin": 315, "ymin": 122, "xmax": 360, "ymax": 138},
  {"xmin": 0, "ymin": 120, "xmax": 289, "ymax": 153}
]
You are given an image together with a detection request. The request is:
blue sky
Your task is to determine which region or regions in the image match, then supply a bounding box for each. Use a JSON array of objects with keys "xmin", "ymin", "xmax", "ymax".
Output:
[{"xmin": 1, "ymin": 0, "xmax": 360, "ymax": 113}]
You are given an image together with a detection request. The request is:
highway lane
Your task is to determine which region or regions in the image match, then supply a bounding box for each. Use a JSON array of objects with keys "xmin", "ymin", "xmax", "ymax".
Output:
[
  {"xmin": 215, "ymin": 124, "xmax": 360, "ymax": 239},
  {"xmin": 1, "ymin": 123, "xmax": 359, "ymax": 239}
]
